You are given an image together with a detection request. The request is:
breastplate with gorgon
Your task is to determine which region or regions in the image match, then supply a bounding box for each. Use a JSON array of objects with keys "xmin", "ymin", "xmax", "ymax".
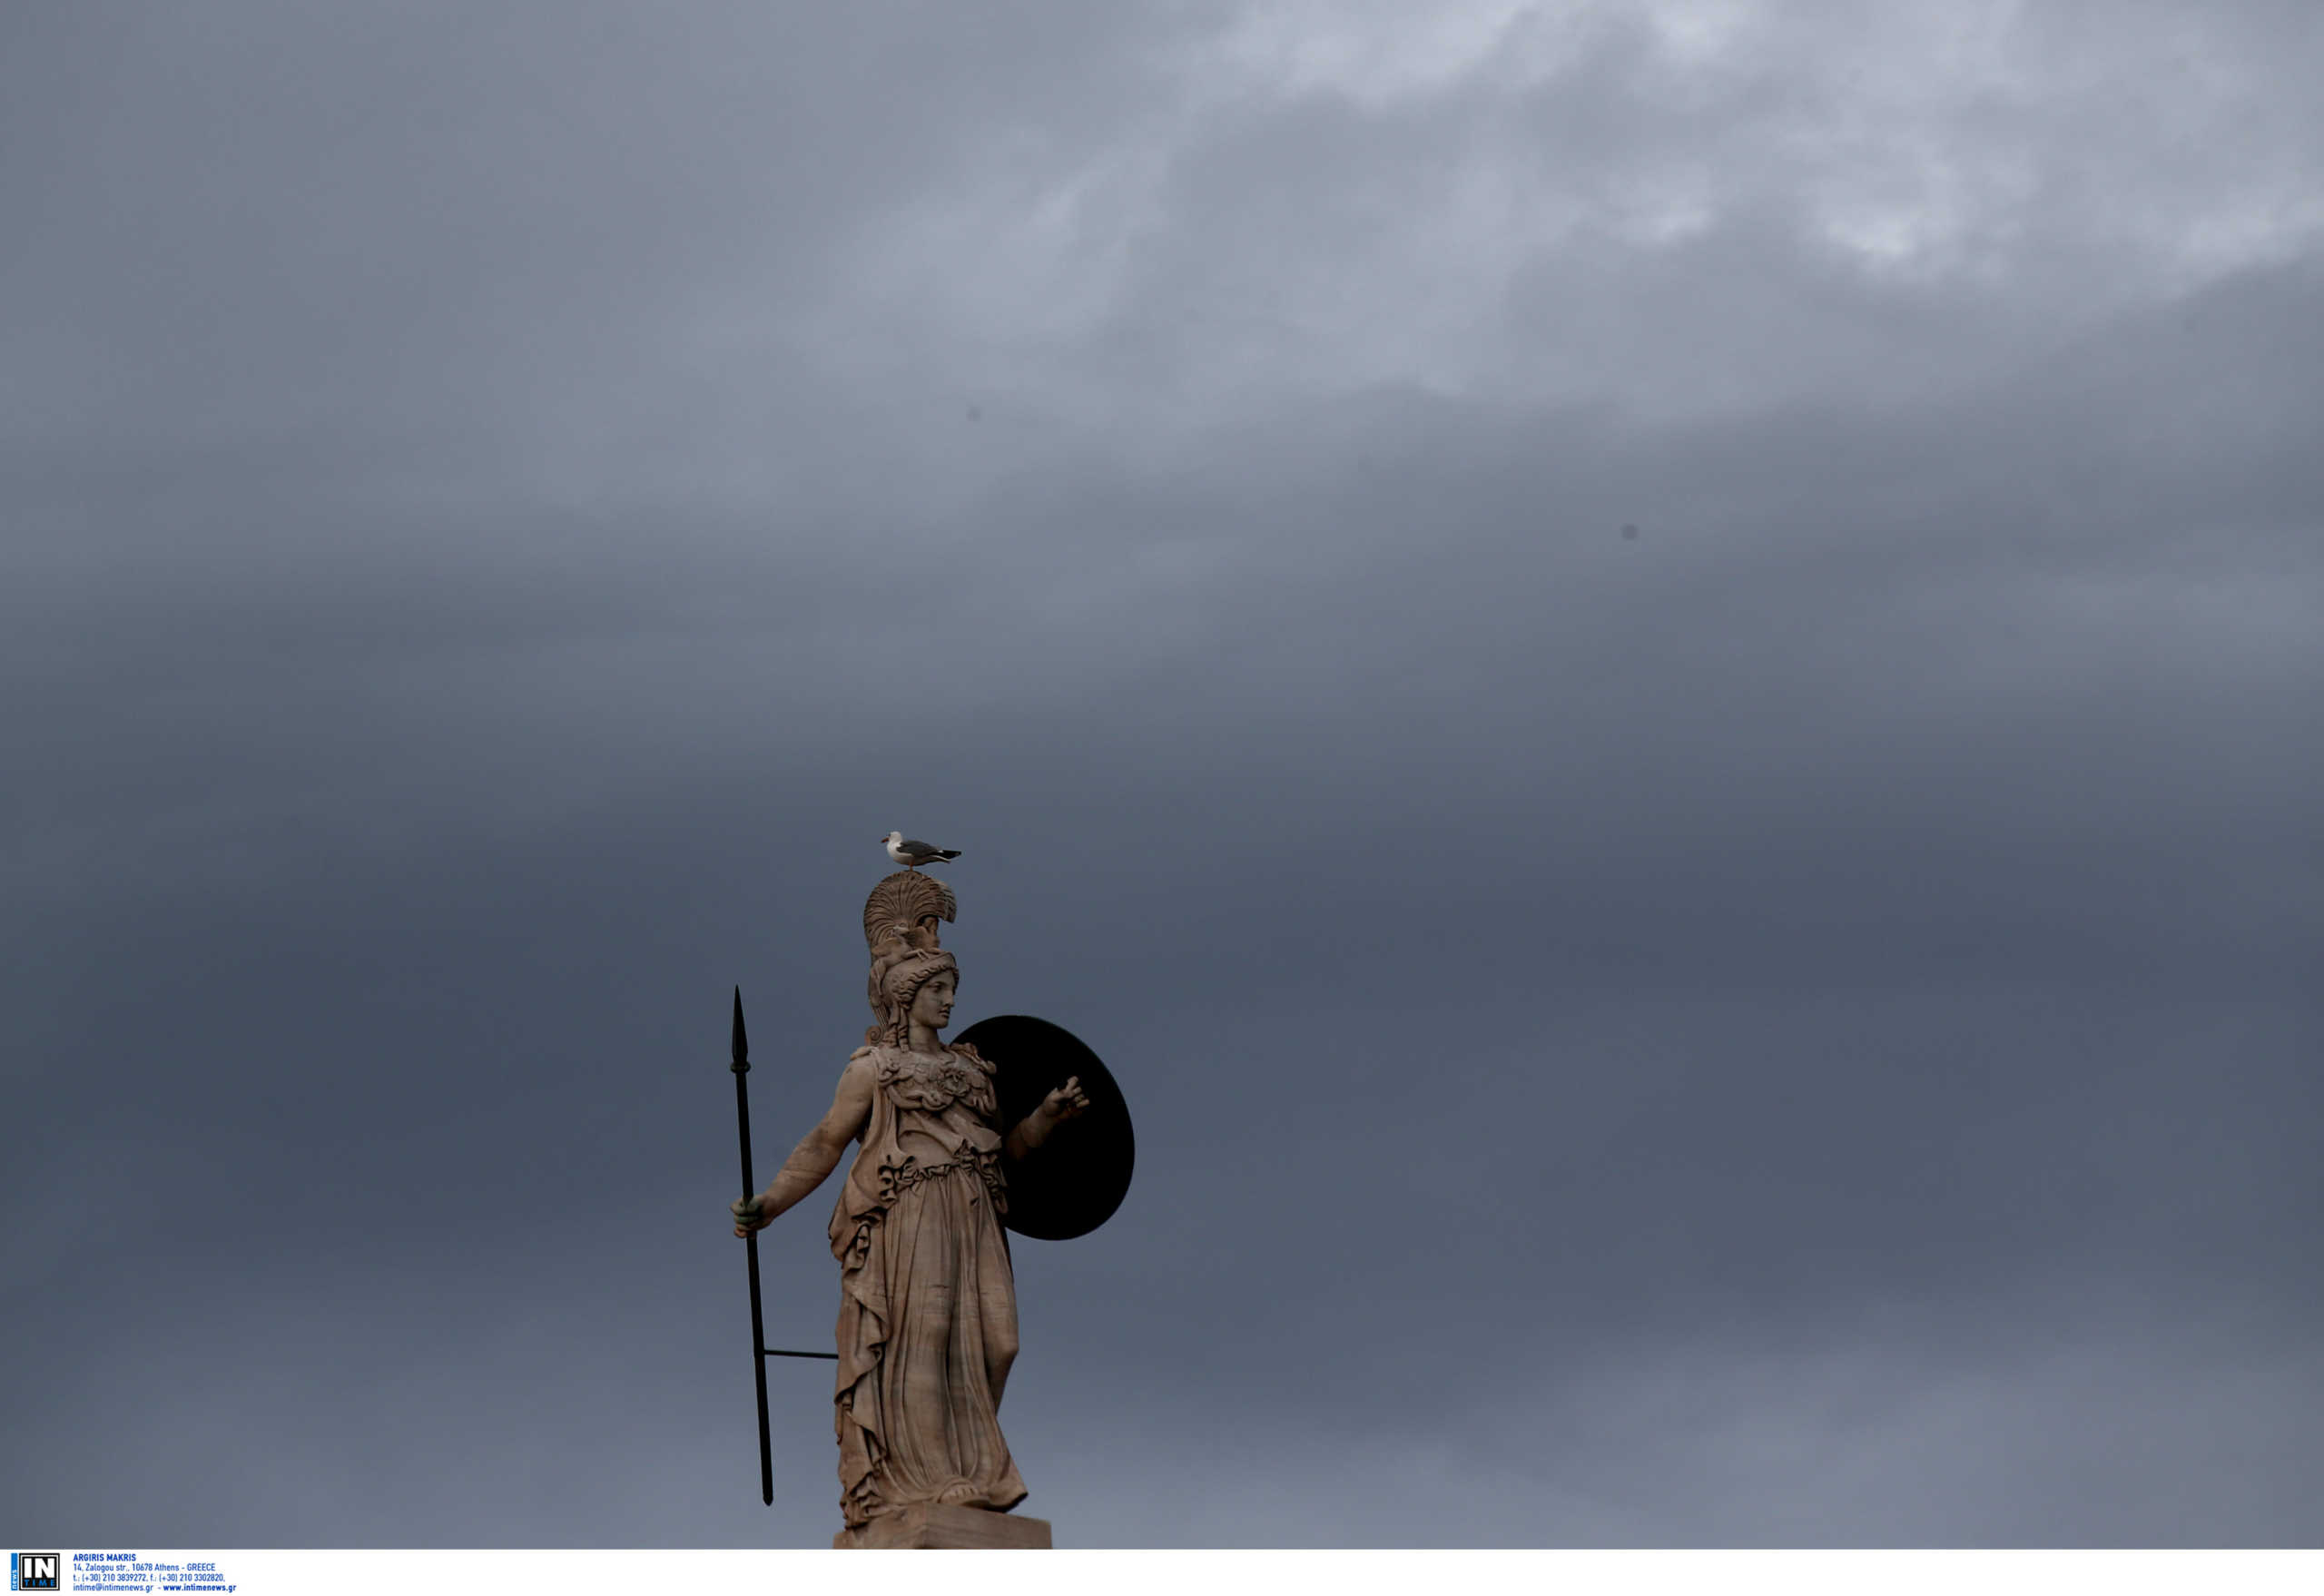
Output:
[
  {"xmin": 876, "ymin": 1044, "xmax": 999, "ymax": 1124},
  {"xmin": 867, "ymin": 1046, "xmax": 1006, "ymax": 1218}
]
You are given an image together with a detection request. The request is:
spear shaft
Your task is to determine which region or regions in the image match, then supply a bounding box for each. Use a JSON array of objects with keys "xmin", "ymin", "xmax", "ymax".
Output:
[{"xmin": 731, "ymin": 987, "xmax": 774, "ymax": 1507}]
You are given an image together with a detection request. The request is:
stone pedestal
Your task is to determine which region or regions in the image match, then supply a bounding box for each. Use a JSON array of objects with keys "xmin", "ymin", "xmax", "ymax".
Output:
[{"xmin": 832, "ymin": 1503, "xmax": 1053, "ymax": 1550}]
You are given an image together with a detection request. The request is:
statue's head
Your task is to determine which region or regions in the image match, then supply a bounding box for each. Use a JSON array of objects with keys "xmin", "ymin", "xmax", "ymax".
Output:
[
  {"xmin": 907, "ymin": 964, "xmax": 957, "ymax": 1033},
  {"xmin": 872, "ymin": 949, "xmax": 958, "ymax": 1048}
]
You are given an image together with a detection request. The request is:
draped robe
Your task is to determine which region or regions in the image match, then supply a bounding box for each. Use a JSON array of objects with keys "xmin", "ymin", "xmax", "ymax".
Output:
[{"xmin": 826, "ymin": 1042, "xmax": 1027, "ymax": 1528}]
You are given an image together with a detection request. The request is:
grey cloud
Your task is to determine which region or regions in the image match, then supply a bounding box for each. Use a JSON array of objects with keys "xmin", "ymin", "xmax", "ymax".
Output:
[{"xmin": 5, "ymin": 0, "xmax": 2319, "ymax": 1551}]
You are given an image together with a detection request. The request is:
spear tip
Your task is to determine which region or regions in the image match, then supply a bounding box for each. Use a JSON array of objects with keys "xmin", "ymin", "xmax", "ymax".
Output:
[{"xmin": 731, "ymin": 987, "xmax": 750, "ymax": 1069}]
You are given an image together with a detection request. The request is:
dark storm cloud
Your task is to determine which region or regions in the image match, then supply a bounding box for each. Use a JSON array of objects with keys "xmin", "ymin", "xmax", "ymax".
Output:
[{"xmin": 5, "ymin": 0, "xmax": 2319, "ymax": 1550}]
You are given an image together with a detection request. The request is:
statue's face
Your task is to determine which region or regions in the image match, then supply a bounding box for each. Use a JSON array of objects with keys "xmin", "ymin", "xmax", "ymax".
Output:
[{"xmin": 910, "ymin": 970, "xmax": 956, "ymax": 1033}]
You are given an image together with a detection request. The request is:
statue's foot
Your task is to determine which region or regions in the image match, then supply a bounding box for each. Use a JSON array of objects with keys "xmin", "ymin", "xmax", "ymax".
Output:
[{"xmin": 937, "ymin": 1482, "xmax": 985, "ymax": 1506}]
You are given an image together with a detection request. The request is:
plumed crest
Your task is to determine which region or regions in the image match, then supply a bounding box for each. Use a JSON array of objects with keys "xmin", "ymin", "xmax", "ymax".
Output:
[{"xmin": 862, "ymin": 869, "xmax": 957, "ymax": 955}]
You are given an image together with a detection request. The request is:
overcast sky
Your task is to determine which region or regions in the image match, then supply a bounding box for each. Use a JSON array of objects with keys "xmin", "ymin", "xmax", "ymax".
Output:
[{"xmin": 5, "ymin": 0, "xmax": 2319, "ymax": 1551}]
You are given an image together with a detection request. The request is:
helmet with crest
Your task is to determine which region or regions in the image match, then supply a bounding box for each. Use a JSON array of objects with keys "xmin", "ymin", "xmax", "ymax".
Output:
[{"xmin": 862, "ymin": 870, "xmax": 960, "ymax": 1046}]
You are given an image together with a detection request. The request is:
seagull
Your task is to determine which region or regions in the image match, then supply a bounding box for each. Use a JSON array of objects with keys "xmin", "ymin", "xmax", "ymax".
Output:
[{"xmin": 883, "ymin": 832, "xmax": 961, "ymax": 870}]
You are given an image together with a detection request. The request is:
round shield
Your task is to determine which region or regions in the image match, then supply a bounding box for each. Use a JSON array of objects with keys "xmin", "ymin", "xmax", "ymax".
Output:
[{"xmin": 955, "ymin": 1014, "xmax": 1134, "ymax": 1241}]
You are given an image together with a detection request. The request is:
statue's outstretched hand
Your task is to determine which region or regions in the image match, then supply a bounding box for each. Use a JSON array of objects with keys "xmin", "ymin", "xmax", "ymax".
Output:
[
  {"xmin": 1041, "ymin": 1076, "xmax": 1091, "ymax": 1125},
  {"xmin": 732, "ymin": 1194, "xmax": 773, "ymax": 1238},
  {"xmin": 1008, "ymin": 1077, "xmax": 1091, "ymax": 1159}
]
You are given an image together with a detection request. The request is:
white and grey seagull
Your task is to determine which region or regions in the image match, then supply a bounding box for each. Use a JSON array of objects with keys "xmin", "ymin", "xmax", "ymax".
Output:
[{"xmin": 882, "ymin": 831, "xmax": 962, "ymax": 870}]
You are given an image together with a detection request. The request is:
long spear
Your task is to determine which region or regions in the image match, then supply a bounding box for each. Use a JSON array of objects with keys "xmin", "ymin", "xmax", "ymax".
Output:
[
  {"xmin": 731, "ymin": 988, "xmax": 839, "ymax": 1508},
  {"xmin": 731, "ymin": 987, "xmax": 773, "ymax": 1506}
]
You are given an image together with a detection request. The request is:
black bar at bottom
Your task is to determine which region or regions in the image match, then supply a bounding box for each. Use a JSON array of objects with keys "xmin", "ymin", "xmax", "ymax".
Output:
[{"xmin": 764, "ymin": 1347, "xmax": 840, "ymax": 1360}]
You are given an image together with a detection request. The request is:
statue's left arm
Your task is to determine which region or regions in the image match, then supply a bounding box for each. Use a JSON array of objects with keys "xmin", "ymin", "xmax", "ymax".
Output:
[{"xmin": 1005, "ymin": 1075, "xmax": 1090, "ymax": 1160}]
